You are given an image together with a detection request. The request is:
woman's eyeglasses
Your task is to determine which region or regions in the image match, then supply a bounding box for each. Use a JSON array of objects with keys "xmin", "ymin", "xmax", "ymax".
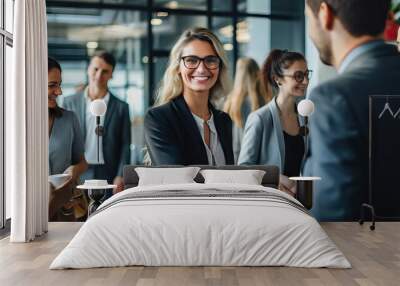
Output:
[
  {"xmin": 283, "ymin": 69, "xmax": 313, "ymax": 83},
  {"xmin": 48, "ymin": 83, "xmax": 62, "ymax": 89},
  {"xmin": 181, "ymin": 55, "xmax": 221, "ymax": 70}
]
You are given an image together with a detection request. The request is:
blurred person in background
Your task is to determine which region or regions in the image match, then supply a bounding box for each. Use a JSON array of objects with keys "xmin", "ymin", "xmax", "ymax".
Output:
[
  {"xmin": 238, "ymin": 50, "xmax": 311, "ymax": 194},
  {"xmin": 48, "ymin": 57, "xmax": 88, "ymax": 221},
  {"xmin": 224, "ymin": 57, "xmax": 270, "ymax": 163},
  {"xmin": 63, "ymin": 51, "xmax": 131, "ymax": 196}
]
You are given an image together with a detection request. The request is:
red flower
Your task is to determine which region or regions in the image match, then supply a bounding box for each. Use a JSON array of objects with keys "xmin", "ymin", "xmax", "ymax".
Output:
[{"xmin": 384, "ymin": 19, "xmax": 399, "ymax": 41}]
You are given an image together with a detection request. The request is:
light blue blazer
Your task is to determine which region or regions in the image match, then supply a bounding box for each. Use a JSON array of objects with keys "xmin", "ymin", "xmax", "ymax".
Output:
[{"xmin": 237, "ymin": 98, "xmax": 304, "ymax": 172}]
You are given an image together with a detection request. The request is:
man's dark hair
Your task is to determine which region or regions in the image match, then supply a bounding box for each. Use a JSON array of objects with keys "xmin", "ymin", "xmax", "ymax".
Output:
[
  {"xmin": 92, "ymin": 50, "xmax": 116, "ymax": 70},
  {"xmin": 306, "ymin": 0, "xmax": 391, "ymax": 37}
]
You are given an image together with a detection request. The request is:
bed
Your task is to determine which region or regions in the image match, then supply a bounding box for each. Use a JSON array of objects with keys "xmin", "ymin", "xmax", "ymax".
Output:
[{"xmin": 50, "ymin": 165, "xmax": 350, "ymax": 269}]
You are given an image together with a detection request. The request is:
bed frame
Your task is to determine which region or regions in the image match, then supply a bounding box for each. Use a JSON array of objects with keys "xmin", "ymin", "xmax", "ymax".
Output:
[{"xmin": 123, "ymin": 165, "xmax": 280, "ymax": 190}]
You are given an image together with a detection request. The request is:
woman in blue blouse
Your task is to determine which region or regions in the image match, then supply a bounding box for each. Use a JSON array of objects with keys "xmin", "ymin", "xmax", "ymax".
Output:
[
  {"xmin": 48, "ymin": 57, "xmax": 87, "ymax": 220},
  {"xmin": 238, "ymin": 50, "xmax": 311, "ymax": 179}
]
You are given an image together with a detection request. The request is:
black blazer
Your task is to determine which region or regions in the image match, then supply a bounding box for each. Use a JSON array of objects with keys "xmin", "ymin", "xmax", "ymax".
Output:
[{"xmin": 144, "ymin": 95, "xmax": 234, "ymax": 165}]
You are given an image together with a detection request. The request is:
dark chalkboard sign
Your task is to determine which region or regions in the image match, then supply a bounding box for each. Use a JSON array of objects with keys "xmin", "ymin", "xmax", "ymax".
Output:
[{"xmin": 369, "ymin": 95, "xmax": 400, "ymax": 218}]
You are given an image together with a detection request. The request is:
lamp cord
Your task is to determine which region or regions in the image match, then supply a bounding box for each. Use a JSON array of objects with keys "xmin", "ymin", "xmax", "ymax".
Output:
[
  {"xmin": 96, "ymin": 116, "xmax": 100, "ymax": 163},
  {"xmin": 300, "ymin": 116, "xmax": 309, "ymax": 177}
]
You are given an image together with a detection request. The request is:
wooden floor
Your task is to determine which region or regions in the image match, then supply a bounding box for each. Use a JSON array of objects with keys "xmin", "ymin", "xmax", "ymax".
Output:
[{"xmin": 0, "ymin": 222, "xmax": 399, "ymax": 286}]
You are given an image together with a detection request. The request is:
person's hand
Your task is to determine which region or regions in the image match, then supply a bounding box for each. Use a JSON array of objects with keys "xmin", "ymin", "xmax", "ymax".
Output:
[
  {"xmin": 63, "ymin": 166, "xmax": 78, "ymax": 185},
  {"xmin": 113, "ymin": 176, "xmax": 124, "ymax": 194}
]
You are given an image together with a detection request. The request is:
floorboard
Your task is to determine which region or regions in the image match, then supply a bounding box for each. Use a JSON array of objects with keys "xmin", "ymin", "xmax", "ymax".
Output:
[{"xmin": 0, "ymin": 222, "xmax": 399, "ymax": 286}]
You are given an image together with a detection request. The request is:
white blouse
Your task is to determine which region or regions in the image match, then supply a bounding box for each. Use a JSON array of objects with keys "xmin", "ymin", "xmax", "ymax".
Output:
[{"xmin": 191, "ymin": 112, "xmax": 226, "ymax": 166}]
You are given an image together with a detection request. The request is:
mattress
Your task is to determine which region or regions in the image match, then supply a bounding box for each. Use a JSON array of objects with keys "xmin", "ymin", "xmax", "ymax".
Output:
[{"xmin": 50, "ymin": 183, "xmax": 351, "ymax": 269}]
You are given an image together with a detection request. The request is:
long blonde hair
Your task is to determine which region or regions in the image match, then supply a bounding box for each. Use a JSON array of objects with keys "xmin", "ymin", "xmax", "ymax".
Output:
[
  {"xmin": 224, "ymin": 57, "xmax": 270, "ymax": 128},
  {"xmin": 155, "ymin": 27, "xmax": 231, "ymax": 105}
]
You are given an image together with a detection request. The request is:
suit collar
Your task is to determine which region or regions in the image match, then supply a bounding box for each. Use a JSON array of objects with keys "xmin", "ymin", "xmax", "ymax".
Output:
[
  {"xmin": 343, "ymin": 42, "xmax": 398, "ymax": 73},
  {"xmin": 172, "ymin": 96, "xmax": 208, "ymax": 163},
  {"xmin": 339, "ymin": 40, "xmax": 385, "ymax": 73},
  {"xmin": 270, "ymin": 98, "xmax": 285, "ymax": 169},
  {"xmin": 79, "ymin": 92, "xmax": 87, "ymax": 135},
  {"xmin": 103, "ymin": 92, "xmax": 116, "ymax": 133},
  {"xmin": 81, "ymin": 88, "xmax": 117, "ymax": 136},
  {"xmin": 269, "ymin": 97, "xmax": 306, "ymax": 170},
  {"xmin": 210, "ymin": 104, "xmax": 232, "ymax": 164},
  {"xmin": 80, "ymin": 88, "xmax": 115, "ymax": 134},
  {"xmin": 172, "ymin": 95, "xmax": 232, "ymax": 165},
  {"xmin": 84, "ymin": 87, "xmax": 111, "ymax": 104}
]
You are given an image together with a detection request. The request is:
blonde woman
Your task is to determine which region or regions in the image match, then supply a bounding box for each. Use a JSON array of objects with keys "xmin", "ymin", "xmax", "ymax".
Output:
[
  {"xmin": 144, "ymin": 27, "xmax": 233, "ymax": 165},
  {"xmin": 224, "ymin": 57, "xmax": 270, "ymax": 162}
]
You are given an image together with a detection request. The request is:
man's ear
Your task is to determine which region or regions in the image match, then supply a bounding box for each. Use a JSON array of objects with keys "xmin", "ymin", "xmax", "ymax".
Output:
[{"xmin": 318, "ymin": 2, "xmax": 335, "ymax": 31}]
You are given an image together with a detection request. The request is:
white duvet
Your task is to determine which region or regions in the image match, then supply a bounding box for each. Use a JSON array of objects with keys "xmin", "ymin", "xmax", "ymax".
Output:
[{"xmin": 50, "ymin": 183, "xmax": 351, "ymax": 269}]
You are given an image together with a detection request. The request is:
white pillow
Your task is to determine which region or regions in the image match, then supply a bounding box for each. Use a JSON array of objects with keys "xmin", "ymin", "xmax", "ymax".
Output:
[
  {"xmin": 135, "ymin": 167, "xmax": 201, "ymax": 186},
  {"xmin": 200, "ymin": 169, "xmax": 266, "ymax": 185}
]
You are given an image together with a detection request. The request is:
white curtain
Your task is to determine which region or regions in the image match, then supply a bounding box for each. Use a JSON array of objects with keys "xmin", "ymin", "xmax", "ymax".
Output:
[{"xmin": 8, "ymin": 0, "xmax": 48, "ymax": 242}]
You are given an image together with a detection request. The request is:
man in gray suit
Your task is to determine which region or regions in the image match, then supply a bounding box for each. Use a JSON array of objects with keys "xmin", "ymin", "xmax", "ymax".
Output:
[
  {"xmin": 304, "ymin": 0, "xmax": 400, "ymax": 220},
  {"xmin": 63, "ymin": 51, "xmax": 131, "ymax": 194}
]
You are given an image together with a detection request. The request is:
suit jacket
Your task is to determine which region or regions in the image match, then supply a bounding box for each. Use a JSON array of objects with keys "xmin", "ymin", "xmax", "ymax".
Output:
[
  {"xmin": 144, "ymin": 95, "xmax": 234, "ymax": 165},
  {"xmin": 62, "ymin": 91, "xmax": 131, "ymax": 181},
  {"xmin": 238, "ymin": 97, "xmax": 304, "ymax": 172},
  {"xmin": 303, "ymin": 42, "xmax": 400, "ymax": 221},
  {"xmin": 232, "ymin": 97, "xmax": 255, "ymax": 163}
]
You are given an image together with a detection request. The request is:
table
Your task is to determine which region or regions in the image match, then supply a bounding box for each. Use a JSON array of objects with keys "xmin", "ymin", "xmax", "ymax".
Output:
[
  {"xmin": 77, "ymin": 184, "xmax": 116, "ymax": 216},
  {"xmin": 289, "ymin": 176, "xmax": 321, "ymax": 209}
]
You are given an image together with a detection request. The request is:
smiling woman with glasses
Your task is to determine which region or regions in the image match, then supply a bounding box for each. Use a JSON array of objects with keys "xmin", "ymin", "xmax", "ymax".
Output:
[
  {"xmin": 181, "ymin": 55, "xmax": 221, "ymax": 70},
  {"xmin": 283, "ymin": 69, "xmax": 313, "ymax": 83},
  {"xmin": 238, "ymin": 49, "xmax": 311, "ymax": 194},
  {"xmin": 47, "ymin": 57, "xmax": 88, "ymax": 221},
  {"xmin": 144, "ymin": 27, "xmax": 234, "ymax": 166}
]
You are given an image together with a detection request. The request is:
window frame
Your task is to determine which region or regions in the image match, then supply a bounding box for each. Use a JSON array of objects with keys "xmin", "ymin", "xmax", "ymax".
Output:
[{"xmin": 46, "ymin": 0, "xmax": 301, "ymax": 106}]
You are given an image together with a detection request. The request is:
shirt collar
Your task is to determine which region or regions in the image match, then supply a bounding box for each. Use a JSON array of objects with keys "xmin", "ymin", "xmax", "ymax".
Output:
[
  {"xmin": 84, "ymin": 86, "xmax": 110, "ymax": 105},
  {"xmin": 338, "ymin": 40, "xmax": 385, "ymax": 74},
  {"xmin": 191, "ymin": 112, "xmax": 217, "ymax": 133}
]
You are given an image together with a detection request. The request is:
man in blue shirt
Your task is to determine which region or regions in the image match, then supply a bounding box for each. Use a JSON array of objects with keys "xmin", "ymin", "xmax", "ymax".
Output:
[
  {"xmin": 63, "ymin": 51, "xmax": 131, "ymax": 196},
  {"xmin": 304, "ymin": 0, "xmax": 400, "ymax": 220}
]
